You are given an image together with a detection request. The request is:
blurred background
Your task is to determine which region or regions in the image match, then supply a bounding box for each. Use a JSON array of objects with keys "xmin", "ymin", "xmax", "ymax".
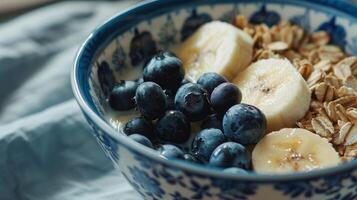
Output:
[
  {"xmin": 0, "ymin": 1, "xmax": 142, "ymax": 200},
  {"xmin": 0, "ymin": 0, "xmax": 129, "ymax": 21},
  {"xmin": 0, "ymin": 0, "xmax": 54, "ymax": 19}
]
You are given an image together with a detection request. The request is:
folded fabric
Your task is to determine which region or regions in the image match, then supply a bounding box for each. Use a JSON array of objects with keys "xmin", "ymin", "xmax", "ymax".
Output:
[{"xmin": 0, "ymin": 1, "xmax": 140, "ymax": 200}]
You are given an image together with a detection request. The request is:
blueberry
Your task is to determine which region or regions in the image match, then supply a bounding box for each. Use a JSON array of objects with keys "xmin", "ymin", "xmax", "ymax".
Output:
[
  {"xmin": 223, "ymin": 167, "xmax": 248, "ymax": 174},
  {"xmin": 175, "ymin": 83, "xmax": 210, "ymax": 121},
  {"xmin": 183, "ymin": 154, "xmax": 200, "ymax": 163},
  {"xmin": 124, "ymin": 117, "xmax": 155, "ymax": 139},
  {"xmin": 170, "ymin": 78, "xmax": 192, "ymax": 94},
  {"xmin": 191, "ymin": 128, "xmax": 226, "ymax": 162},
  {"xmin": 164, "ymin": 90, "xmax": 175, "ymax": 110},
  {"xmin": 158, "ymin": 144, "xmax": 184, "ymax": 159},
  {"xmin": 209, "ymin": 142, "xmax": 250, "ymax": 169},
  {"xmin": 156, "ymin": 110, "xmax": 191, "ymax": 144},
  {"xmin": 197, "ymin": 72, "xmax": 227, "ymax": 96},
  {"xmin": 129, "ymin": 134, "xmax": 153, "ymax": 148},
  {"xmin": 109, "ymin": 80, "xmax": 138, "ymax": 111},
  {"xmin": 143, "ymin": 51, "xmax": 184, "ymax": 90},
  {"xmin": 163, "ymin": 79, "xmax": 192, "ymax": 110},
  {"xmin": 210, "ymin": 83, "xmax": 242, "ymax": 115},
  {"xmin": 135, "ymin": 82, "xmax": 167, "ymax": 120},
  {"xmin": 223, "ymin": 104, "xmax": 266, "ymax": 145},
  {"xmin": 201, "ymin": 114, "xmax": 223, "ymax": 130}
]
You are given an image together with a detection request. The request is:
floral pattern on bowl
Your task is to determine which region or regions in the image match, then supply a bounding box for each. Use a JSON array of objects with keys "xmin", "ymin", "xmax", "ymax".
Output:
[{"xmin": 73, "ymin": 0, "xmax": 357, "ymax": 199}]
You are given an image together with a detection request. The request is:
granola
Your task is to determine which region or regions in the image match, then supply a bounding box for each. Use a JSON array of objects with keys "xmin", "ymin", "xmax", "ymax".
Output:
[{"xmin": 232, "ymin": 15, "xmax": 356, "ymax": 160}]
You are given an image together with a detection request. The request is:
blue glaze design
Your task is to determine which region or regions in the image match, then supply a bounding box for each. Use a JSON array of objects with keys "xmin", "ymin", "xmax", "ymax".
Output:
[
  {"xmin": 97, "ymin": 60, "xmax": 115, "ymax": 97},
  {"xmin": 129, "ymin": 166, "xmax": 165, "ymax": 198},
  {"xmin": 112, "ymin": 39, "xmax": 127, "ymax": 72},
  {"xmin": 274, "ymin": 171, "xmax": 357, "ymax": 199},
  {"xmin": 158, "ymin": 15, "xmax": 178, "ymax": 49},
  {"xmin": 134, "ymin": 153, "xmax": 155, "ymax": 170},
  {"xmin": 318, "ymin": 16, "xmax": 347, "ymax": 48},
  {"xmin": 152, "ymin": 167, "xmax": 187, "ymax": 187},
  {"xmin": 290, "ymin": 9, "xmax": 311, "ymax": 31},
  {"xmin": 72, "ymin": 1, "xmax": 357, "ymax": 199},
  {"xmin": 88, "ymin": 69, "xmax": 105, "ymax": 115},
  {"xmin": 170, "ymin": 192, "xmax": 190, "ymax": 200},
  {"xmin": 189, "ymin": 179, "xmax": 212, "ymax": 199},
  {"xmin": 180, "ymin": 8, "xmax": 212, "ymax": 41},
  {"xmin": 219, "ymin": 4, "xmax": 239, "ymax": 22},
  {"xmin": 122, "ymin": 173, "xmax": 142, "ymax": 194},
  {"xmin": 129, "ymin": 28, "xmax": 157, "ymax": 66},
  {"xmin": 212, "ymin": 178, "xmax": 257, "ymax": 200},
  {"xmin": 84, "ymin": 114, "xmax": 121, "ymax": 163},
  {"xmin": 249, "ymin": 5, "xmax": 280, "ymax": 27}
]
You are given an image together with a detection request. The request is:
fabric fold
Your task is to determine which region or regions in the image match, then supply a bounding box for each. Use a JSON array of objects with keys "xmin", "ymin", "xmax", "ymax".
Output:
[{"xmin": 0, "ymin": 1, "xmax": 140, "ymax": 200}]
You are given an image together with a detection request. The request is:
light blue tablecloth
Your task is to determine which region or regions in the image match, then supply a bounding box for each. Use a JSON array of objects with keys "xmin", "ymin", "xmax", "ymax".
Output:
[{"xmin": 0, "ymin": 1, "xmax": 140, "ymax": 200}]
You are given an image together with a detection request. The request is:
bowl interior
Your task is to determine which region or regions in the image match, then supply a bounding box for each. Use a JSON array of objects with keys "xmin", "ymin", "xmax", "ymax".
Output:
[
  {"xmin": 87, "ymin": 0, "xmax": 357, "ymax": 119},
  {"xmin": 74, "ymin": 0, "xmax": 357, "ymax": 179}
]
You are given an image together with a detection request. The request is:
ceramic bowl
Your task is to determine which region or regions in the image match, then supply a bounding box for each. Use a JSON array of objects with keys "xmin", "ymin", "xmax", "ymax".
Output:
[{"xmin": 72, "ymin": 0, "xmax": 357, "ymax": 199}]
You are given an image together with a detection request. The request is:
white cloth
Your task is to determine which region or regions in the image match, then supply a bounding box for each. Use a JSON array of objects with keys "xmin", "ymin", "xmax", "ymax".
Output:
[{"xmin": 0, "ymin": 1, "xmax": 141, "ymax": 200}]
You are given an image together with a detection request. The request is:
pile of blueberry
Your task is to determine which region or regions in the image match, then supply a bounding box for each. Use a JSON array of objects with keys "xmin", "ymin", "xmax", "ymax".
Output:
[{"xmin": 109, "ymin": 51, "xmax": 267, "ymax": 173}]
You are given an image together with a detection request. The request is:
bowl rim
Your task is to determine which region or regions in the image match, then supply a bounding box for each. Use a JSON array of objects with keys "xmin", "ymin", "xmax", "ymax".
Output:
[{"xmin": 72, "ymin": 0, "xmax": 357, "ymax": 182}]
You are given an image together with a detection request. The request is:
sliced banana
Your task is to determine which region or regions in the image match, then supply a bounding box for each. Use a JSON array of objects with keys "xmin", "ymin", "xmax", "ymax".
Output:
[
  {"xmin": 233, "ymin": 58, "xmax": 311, "ymax": 132},
  {"xmin": 252, "ymin": 128, "xmax": 341, "ymax": 173},
  {"xmin": 175, "ymin": 21, "xmax": 253, "ymax": 81}
]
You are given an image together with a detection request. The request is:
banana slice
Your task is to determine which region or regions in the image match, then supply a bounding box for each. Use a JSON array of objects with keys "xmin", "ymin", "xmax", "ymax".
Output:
[
  {"xmin": 252, "ymin": 128, "xmax": 341, "ymax": 173},
  {"xmin": 175, "ymin": 21, "xmax": 253, "ymax": 81},
  {"xmin": 233, "ymin": 58, "xmax": 311, "ymax": 132}
]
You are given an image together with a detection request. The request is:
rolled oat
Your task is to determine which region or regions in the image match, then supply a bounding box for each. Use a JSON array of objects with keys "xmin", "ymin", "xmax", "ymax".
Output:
[
  {"xmin": 311, "ymin": 116, "xmax": 334, "ymax": 138},
  {"xmin": 233, "ymin": 15, "xmax": 356, "ymax": 159}
]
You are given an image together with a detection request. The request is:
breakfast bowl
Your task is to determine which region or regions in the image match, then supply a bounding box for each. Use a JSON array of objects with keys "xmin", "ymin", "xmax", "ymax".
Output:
[{"xmin": 72, "ymin": 0, "xmax": 357, "ymax": 199}]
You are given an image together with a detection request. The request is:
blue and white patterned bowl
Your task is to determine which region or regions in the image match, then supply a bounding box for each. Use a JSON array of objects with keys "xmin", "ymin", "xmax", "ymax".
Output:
[{"xmin": 72, "ymin": 0, "xmax": 357, "ymax": 199}]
